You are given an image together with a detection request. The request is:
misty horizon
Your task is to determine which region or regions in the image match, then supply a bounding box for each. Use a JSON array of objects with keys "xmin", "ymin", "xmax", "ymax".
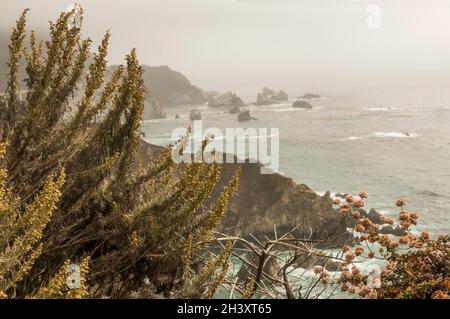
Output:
[{"xmin": 1, "ymin": 0, "xmax": 450, "ymax": 99}]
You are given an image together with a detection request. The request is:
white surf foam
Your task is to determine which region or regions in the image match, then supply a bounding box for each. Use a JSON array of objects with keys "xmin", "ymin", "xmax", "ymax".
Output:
[
  {"xmin": 367, "ymin": 107, "xmax": 398, "ymax": 111},
  {"xmin": 347, "ymin": 136, "xmax": 363, "ymax": 141},
  {"xmin": 372, "ymin": 132, "xmax": 420, "ymax": 138}
]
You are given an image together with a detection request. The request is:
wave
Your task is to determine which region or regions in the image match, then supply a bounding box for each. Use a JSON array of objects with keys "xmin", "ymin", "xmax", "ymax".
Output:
[
  {"xmin": 257, "ymin": 106, "xmax": 326, "ymax": 113},
  {"xmin": 347, "ymin": 136, "xmax": 363, "ymax": 141},
  {"xmin": 266, "ymin": 102, "xmax": 292, "ymax": 108},
  {"xmin": 372, "ymin": 132, "xmax": 420, "ymax": 138},
  {"xmin": 367, "ymin": 107, "xmax": 398, "ymax": 111},
  {"xmin": 377, "ymin": 209, "xmax": 393, "ymax": 216},
  {"xmin": 306, "ymin": 106, "xmax": 326, "ymax": 112},
  {"xmin": 142, "ymin": 119, "xmax": 167, "ymax": 124},
  {"xmin": 269, "ymin": 107, "xmax": 306, "ymax": 113},
  {"xmin": 207, "ymin": 134, "xmax": 279, "ymax": 141},
  {"xmin": 316, "ymin": 191, "xmax": 340, "ymax": 198}
]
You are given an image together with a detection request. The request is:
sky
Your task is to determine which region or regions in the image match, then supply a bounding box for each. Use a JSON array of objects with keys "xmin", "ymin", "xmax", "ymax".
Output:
[{"xmin": 1, "ymin": 0, "xmax": 450, "ymax": 96}]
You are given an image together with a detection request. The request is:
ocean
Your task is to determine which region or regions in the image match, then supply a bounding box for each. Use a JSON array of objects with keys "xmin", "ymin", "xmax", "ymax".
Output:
[{"xmin": 142, "ymin": 91, "xmax": 450, "ymax": 236}]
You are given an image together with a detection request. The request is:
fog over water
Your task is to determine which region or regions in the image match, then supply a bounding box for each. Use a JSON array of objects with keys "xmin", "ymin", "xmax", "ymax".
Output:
[{"xmin": 1, "ymin": 0, "xmax": 450, "ymax": 97}]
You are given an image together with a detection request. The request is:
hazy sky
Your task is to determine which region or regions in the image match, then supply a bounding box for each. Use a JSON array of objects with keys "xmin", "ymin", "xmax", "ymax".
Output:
[{"xmin": 1, "ymin": 0, "xmax": 450, "ymax": 96}]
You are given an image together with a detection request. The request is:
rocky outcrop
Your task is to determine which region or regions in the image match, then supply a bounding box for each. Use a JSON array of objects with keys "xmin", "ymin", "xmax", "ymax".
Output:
[
  {"xmin": 229, "ymin": 106, "xmax": 241, "ymax": 114},
  {"xmin": 262, "ymin": 87, "xmax": 276, "ymax": 96},
  {"xmin": 255, "ymin": 87, "xmax": 288, "ymax": 105},
  {"xmin": 208, "ymin": 92, "xmax": 245, "ymax": 108},
  {"xmin": 379, "ymin": 225, "xmax": 408, "ymax": 236},
  {"xmin": 272, "ymin": 90, "xmax": 288, "ymax": 101},
  {"xmin": 237, "ymin": 110, "xmax": 256, "ymax": 121},
  {"xmin": 367, "ymin": 208, "xmax": 383, "ymax": 224},
  {"xmin": 189, "ymin": 109, "xmax": 202, "ymax": 121},
  {"xmin": 293, "ymin": 100, "xmax": 313, "ymax": 109},
  {"xmin": 143, "ymin": 95, "xmax": 167, "ymax": 120},
  {"xmin": 256, "ymin": 93, "xmax": 273, "ymax": 106},
  {"xmin": 299, "ymin": 93, "xmax": 321, "ymax": 99},
  {"xmin": 107, "ymin": 65, "xmax": 207, "ymax": 108},
  {"xmin": 215, "ymin": 161, "xmax": 351, "ymax": 245},
  {"xmin": 137, "ymin": 141, "xmax": 352, "ymax": 246}
]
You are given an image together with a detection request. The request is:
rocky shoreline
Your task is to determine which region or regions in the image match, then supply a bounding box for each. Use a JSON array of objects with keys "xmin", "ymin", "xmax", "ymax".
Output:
[{"xmin": 138, "ymin": 140, "xmax": 405, "ymax": 249}]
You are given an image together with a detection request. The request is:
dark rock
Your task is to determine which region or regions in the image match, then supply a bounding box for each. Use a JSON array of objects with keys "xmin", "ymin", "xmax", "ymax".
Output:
[
  {"xmin": 229, "ymin": 105, "xmax": 241, "ymax": 114},
  {"xmin": 292, "ymin": 100, "xmax": 313, "ymax": 109},
  {"xmin": 215, "ymin": 159, "xmax": 351, "ymax": 246},
  {"xmin": 379, "ymin": 225, "xmax": 408, "ymax": 236},
  {"xmin": 272, "ymin": 90, "xmax": 288, "ymax": 101},
  {"xmin": 262, "ymin": 87, "xmax": 276, "ymax": 96},
  {"xmin": 256, "ymin": 93, "xmax": 274, "ymax": 106},
  {"xmin": 256, "ymin": 88, "xmax": 288, "ymax": 105},
  {"xmin": 367, "ymin": 208, "xmax": 383, "ymax": 224},
  {"xmin": 237, "ymin": 110, "xmax": 255, "ymax": 121},
  {"xmin": 108, "ymin": 65, "xmax": 207, "ymax": 107},
  {"xmin": 300, "ymin": 93, "xmax": 321, "ymax": 99},
  {"xmin": 189, "ymin": 109, "xmax": 202, "ymax": 121},
  {"xmin": 208, "ymin": 92, "xmax": 245, "ymax": 108},
  {"xmin": 174, "ymin": 114, "xmax": 180, "ymax": 119}
]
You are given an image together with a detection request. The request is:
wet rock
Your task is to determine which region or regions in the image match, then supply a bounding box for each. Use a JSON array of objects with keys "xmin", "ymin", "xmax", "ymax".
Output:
[
  {"xmin": 299, "ymin": 93, "xmax": 321, "ymax": 99},
  {"xmin": 237, "ymin": 110, "xmax": 256, "ymax": 121},
  {"xmin": 293, "ymin": 100, "xmax": 313, "ymax": 109},
  {"xmin": 272, "ymin": 90, "xmax": 288, "ymax": 101},
  {"xmin": 229, "ymin": 105, "xmax": 241, "ymax": 114},
  {"xmin": 256, "ymin": 93, "xmax": 274, "ymax": 106},
  {"xmin": 262, "ymin": 87, "xmax": 277, "ymax": 96},
  {"xmin": 189, "ymin": 109, "xmax": 202, "ymax": 121},
  {"xmin": 208, "ymin": 92, "xmax": 245, "ymax": 107},
  {"xmin": 367, "ymin": 208, "xmax": 383, "ymax": 224},
  {"xmin": 379, "ymin": 225, "xmax": 408, "ymax": 236}
]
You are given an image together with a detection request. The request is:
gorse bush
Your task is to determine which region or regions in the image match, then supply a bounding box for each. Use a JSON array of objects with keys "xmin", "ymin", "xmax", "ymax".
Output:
[
  {"xmin": 0, "ymin": 8, "xmax": 239, "ymax": 298},
  {"xmin": 0, "ymin": 143, "xmax": 89, "ymax": 298}
]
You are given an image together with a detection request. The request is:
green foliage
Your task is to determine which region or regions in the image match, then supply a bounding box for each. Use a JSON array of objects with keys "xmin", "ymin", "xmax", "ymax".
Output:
[{"xmin": 0, "ymin": 8, "xmax": 239, "ymax": 298}]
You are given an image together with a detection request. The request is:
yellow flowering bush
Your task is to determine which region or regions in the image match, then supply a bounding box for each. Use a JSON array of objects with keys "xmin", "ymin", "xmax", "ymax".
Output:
[{"xmin": 0, "ymin": 143, "xmax": 89, "ymax": 298}]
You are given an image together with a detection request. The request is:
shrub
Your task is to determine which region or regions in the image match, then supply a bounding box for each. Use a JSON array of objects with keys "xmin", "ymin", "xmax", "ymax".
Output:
[
  {"xmin": 0, "ymin": 8, "xmax": 239, "ymax": 298},
  {"xmin": 334, "ymin": 194, "xmax": 449, "ymax": 299},
  {"xmin": 0, "ymin": 143, "xmax": 89, "ymax": 298}
]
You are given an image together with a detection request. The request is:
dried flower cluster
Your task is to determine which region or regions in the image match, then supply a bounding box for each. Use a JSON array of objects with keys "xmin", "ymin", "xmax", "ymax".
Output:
[{"xmin": 333, "ymin": 193, "xmax": 449, "ymax": 299}]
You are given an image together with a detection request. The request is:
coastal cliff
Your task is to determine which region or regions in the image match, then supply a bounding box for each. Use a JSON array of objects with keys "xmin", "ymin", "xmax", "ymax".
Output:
[{"xmin": 138, "ymin": 140, "xmax": 351, "ymax": 245}]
